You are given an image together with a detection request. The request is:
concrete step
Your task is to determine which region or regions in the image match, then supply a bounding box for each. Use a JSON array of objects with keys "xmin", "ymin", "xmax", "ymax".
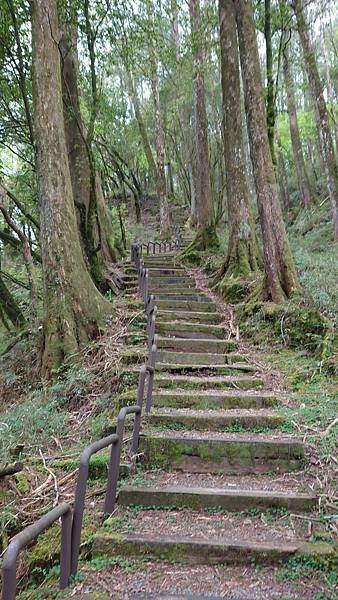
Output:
[
  {"xmin": 153, "ymin": 373, "xmax": 264, "ymax": 390},
  {"xmin": 155, "ymin": 362, "xmax": 257, "ymax": 375},
  {"xmin": 150, "ymin": 278, "xmax": 195, "ymax": 287},
  {"xmin": 155, "ymin": 299, "xmax": 218, "ymax": 313},
  {"xmin": 147, "ymin": 268, "xmax": 187, "ymax": 276},
  {"xmin": 93, "ymin": 532, "xmax": 330, "ymax": 566},
  {"xmin": 152, "ymin": 389, "xmax": 276, "ymax": 410},
  {"xmin": 140, "ymin": 432, "xmax": 304, "ymax": 474},
  {"xmin": 151, "ymin": 288, "xmax": 201, "ymax": 296},
  {"xmin": 154, "ymin": 293, "xmax": 212, "ymax": 302},
  {"xmin": 157, "ymin": 337, "xmax": 238, "ymax": 353},
  {"xmin": 157, "ymin": 351, "xmax": 244, "ymax": 365},
  {"xmin": 158, "ymin": 310, "xmax": 223, "ymax": 324},
  {"xmin": 147, "ymin": 408, "xmax": 284, "ymax": 430},
  {"xmin": 119, "ymin": 485, "xmax": 317, "ymax": 512},
  {"xmin": 156, "ymin": 321, "xmax": 228, "ymax": 339}
]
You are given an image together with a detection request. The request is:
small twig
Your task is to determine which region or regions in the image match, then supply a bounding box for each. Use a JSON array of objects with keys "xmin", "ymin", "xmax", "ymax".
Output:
[{"xmin": 39, "ymin": 449, "xmax": 59, "ymax": 506}]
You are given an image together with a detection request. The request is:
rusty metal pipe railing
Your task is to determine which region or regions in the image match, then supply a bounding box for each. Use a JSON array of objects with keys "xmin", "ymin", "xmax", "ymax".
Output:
[
  {"xmin": 105, "ymin": 405, "xmax": 141, "ymax": 515},
  {"xmin": 148, "ymin": 308, "xmax": 157, "ymax": 353},
  {"xmin": 146, "ymin": 341, "xmax": 157, "ymax": 413},
  {"xmin": 70, "ymin": 433, "xmax": 119, "ymax": 574},
  {"xmin": 2, "ymin": 503, "xmax": 72, "ymax": 600},
  {"xmin": 131, "ymin": 365, "xmax": 147, "ymax": 453}
]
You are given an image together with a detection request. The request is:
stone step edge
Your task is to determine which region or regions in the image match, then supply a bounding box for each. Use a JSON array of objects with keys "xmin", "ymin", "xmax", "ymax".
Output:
[
  {"xmin": 93, "ymin": 533, "xmax": 333, "ymax": 565},
  {"xmin": 118, "ymin": 485, "xmax": 317, "ymax": 511}
]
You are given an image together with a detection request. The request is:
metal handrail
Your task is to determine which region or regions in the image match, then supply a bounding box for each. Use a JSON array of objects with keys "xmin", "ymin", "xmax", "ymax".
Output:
[
  {"xmin": 2, "ymin": 503, "xmax": 72, "ymax": 600},
  {"xmin": 70, "ymin": 433, "xmax": 119, "ymax": 574}
]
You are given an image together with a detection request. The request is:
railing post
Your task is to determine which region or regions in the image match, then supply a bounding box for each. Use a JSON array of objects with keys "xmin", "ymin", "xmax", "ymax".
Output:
[
  {"xmin": 144, "ymin": 269, "xmax": 149, "ymax": 307},
  {"xmin": 146, "ymin": 340, "xmax": 157, "ymax": 413},
  {"xmin": 131, "ymin": 365, "xmax": 147, "ymax": 452},
  {"xmin": 148, "ymin": 307, "xmax": 157, "ymax": 353}
]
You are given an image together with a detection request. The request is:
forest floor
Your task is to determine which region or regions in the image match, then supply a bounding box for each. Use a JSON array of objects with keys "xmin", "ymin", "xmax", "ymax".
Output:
[{"xmin": 0, "ymin": 202, "xmax": 337, "ymax": 599}]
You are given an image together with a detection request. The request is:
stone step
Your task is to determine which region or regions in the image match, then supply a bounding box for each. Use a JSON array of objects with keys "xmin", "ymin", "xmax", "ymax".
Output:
[
  {"xmin": 155, "ymin": 299, "xmax": 217, "ymax": 312},
  {"xmin": 157, "ymin": 351, "xmax": 244, "ymax": 365},
  {"xmin": 155, "ymin": 362, "xmax": 257, "ymax": 375},
  {"xmin": 147, "ymin": 267, "xmax": 187, "ymax": 275},
  {"xmin": 93, "ymin": 532, "xmax": 331, "ymax": 566},
  {"xmin": 154, "ymin": 373, "xmax": 264, "ymax": 390},
  {"xmin": 119, "ymin": 485, "xmax": 317, "ymax": 512},
  {"xmin": 140, "ymin": 433, "xmax": 304, "ymax": 474},
  {"xmin": 158, "ymin": 310, "xmax": 223, "ymax": 324},
  {"xmin": 149, "ymin": 277, "xmax": 195, "ymax": 286},
  {"xmin": 147, "ymin": 408, "xmax": 284, "ymax": 430},
  {"xmin": 151, "ymin": 288, "xmax": 201, "ymax": 296},
  {"xmin": 152, "ymin": 389, "xmax": 276, "ymax": 410},
  {"xmin": 157, "ymin": 337, "xmax": 238, "ymax": 353},
  {"xmin": 156, "ymin": 322, "xmax": 228, "ymax": 339},
  {"xmin": 154, "ymin": 294, "xmax": 212, "ymax": 302}
]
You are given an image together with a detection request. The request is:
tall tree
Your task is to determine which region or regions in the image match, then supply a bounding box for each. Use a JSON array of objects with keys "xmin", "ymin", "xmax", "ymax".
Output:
[
  {"xmin": 264, "ymin": 0, "xmax": 277, "ymax": 165},
  {"xmin": 149, "ymin": 48, "xmax": 171, "ymax": 236},
  {"xmin": 218, "ymin": 0, "xmax": 259, "ymax": 279},
  {"xmin": 60, "ymin": 18, "xmax": 119, "ymax": 290},
  {"xmin": 188, "ymin": 0, "xmax": 217, "ymax": 250},
  {"xmin": 234, "ymin": 0, "xmax": 299, "ymax": 302},
  {"xmin": 31, "ymin": 0, "xmax": 111, "ymax": 376},
  {"xmin": 292, "ymin": 0, "xmax": 338, "ymax": 236},
  {"xmin": 282, "ymin": 37, "xmax": 311, "ymax": 206}
]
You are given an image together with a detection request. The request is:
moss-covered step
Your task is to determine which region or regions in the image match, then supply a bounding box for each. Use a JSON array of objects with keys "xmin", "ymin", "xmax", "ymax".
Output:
[
  {"xmin": 158, "ymin": 310, "xmax": 223, "ymax": 324},
  {"xmin": 139, "ymin": 433, "xmax": 304, "ymax": 473},
  {"xmin": 156, "ymin": 322, "xmax": 228, "ymax": 340},
  {"xmin": 157, "ymin": 350, "xmax": 244, "ymax": 365},
  {"xmin": 157, "ymin": 338, "xmax": 238, "ymax": 354},
  {"xmin": 153, "ymin": 291, "xmax": 208, "ymax": 300},
  {"xmin": 155, "ymin": 362, "xmax": 257, "ymax": 375},
  {"xmin": 155, "ymin": 299, "xmax": 218, "ymax": 313},
  {"xmin": 154, "ymin": 373, "xmax": 263, "ymax": 390},
  {"xmin": 147, "ymin": 267, "xmax": 187, "ymax": 276},
  {"xmin": 92, "ymin": 532, "xmax": 332, "ymax": 566},
  {"xmin": 118, "ymin": 485, "xmax": 317, "ymax": 512},
  {"xmin": 147, "ymin": 408, "xmax": 284, "ymax": 430},
  {"xmin": 149, "ymin": 277, "xmax": 195, "ymax": 286},
  {"xmin": 152, "ymin": 389, "xmax": 276, "ymax": 409}
]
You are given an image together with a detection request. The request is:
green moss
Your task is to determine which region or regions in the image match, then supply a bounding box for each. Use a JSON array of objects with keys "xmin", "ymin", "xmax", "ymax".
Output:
[{"xmin": 14, "ymin": 471, "xmax": 30, "ymax": 494}]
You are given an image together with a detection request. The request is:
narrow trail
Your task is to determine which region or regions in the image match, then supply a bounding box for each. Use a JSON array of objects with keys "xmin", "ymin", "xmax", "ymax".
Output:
[{"xmin": 68, "ymin": 216, "xmax": 333, "ymax": 599}]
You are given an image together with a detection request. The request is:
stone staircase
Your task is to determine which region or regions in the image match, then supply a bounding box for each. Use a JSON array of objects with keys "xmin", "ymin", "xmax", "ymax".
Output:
[{"xmin": 90, "ymin": 230, "xmax": 332, "ymax": 597}]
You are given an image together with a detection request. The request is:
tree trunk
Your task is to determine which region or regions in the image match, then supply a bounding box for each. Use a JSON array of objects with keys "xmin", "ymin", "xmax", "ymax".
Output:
[
  {"xmin": 292, "ymin": 0, "xmax": 338, "ymax": 236},
  {"xmin": 276, "ymin": 131, "xmax": 291, "ymax": 211},
  {"xmin": 0, "ymin": 274, "xmax": 25, "ymax": 329},
  {"xmin": 188, "ymin": 0, "xmax": 217, "ymax": 249},
  {"xmin": 234, "ymin": 0, "xmax": 299, "ymax": 302},
  {"xmin": 218, "ymin": 0, "xmax": 259, "ymax": 278},
  {"xmin": 31, "ymin": 0, "xmax": 111, "ymax": 376},
  {"xmin": 283, "ymin": 41, "xmax": 311, "ymax": 206},
  {"xmin": 149, "ymin": 53, "xmax": 171, "ymax": 237},
  {"xmin": 60, "ymin": 20, "xmax": 118, "ymax": 289},
  {"xmin": 125, "ymin": 68, "xmax": 157, "ymax": 182},
  {"xmin": 264, "ymin": 0, "xmax": 276, "ymax": 165}
]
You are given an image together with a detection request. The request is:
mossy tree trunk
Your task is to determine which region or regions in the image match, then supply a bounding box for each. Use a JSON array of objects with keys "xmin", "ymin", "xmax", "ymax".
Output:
[
  {"xmin": 264, "ymin": 0, "xmax": 276, "ymax": 166},
  {"xmin": 218, "ymin": 0, "xmax": 259, "ymax": 280},
  {"xmin": 31, "ymin": 0, "xmax": 111, "ymax": 376},
  {"xmin": 188, "ymin": 0, "xmax": 217, "ymax": 250},
  {"xmin": 60, "ymin": 18, "xmax": 119, "ymax": 291},
  {"xmin": 0, "ymin": 274, "xmax": 25, "ymax": 329},
  {"xmin": 292, "ymin": 0, "xmax": 338, "ymax": 237},
  {"xmin": 283, "ymin": 40, "xmax": 311, "ymax": 207},
  {"xmin": 149, "ymin": 50, "xmax": 171, "ymax": 237},
  {"xmin": 234, "ymin": 0, "xmax": 299, "ymax": 303}
]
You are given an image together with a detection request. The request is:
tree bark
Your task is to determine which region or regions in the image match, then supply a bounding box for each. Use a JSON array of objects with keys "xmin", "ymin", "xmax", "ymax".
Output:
[
  {"xmin": 292, "ymin": 0, "xmax": 338, "ymax": 236},
  {"xmin": 234, "ymin": 0, "xmax": 299, "ymax": 302},
  {"xmin": 188, "ymin": 0, "xmax": 216, "ymax": 249},
  {"xmin": 31, "ymin": 0, "xmax": 111, "ymax": 376},
  {"xmin": 218, "ymin": 0, "xmax": 259, "ymax": 278},
  {"xmin": 283, "ymin": 40, "xmax": 311, "ymax": 206},
  {"xmin": 0, "ymin": 274, "xmax": 25, "ymax": 329},
  {"xmin": 149, "ymin": 52, "xmax": 171, "ymax": 236},
  {"xmin": 60, "ymin": 21, "xmax": 119, "ymax": 287},
  {"xmin": 264, "ymin": 0, "xmax": 276, "ymax": 165}
]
